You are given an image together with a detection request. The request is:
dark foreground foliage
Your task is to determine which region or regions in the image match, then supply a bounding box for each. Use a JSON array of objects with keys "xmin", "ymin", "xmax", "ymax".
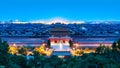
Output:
[{"xmin": 0, "ymin": 39, "xmax": 120, "ymax": 68}]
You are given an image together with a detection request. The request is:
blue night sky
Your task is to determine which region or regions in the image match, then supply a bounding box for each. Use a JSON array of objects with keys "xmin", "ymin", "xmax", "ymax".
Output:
[{"xmin": 0, "ymin": 0, "xmax": 120, "ymax": 21}]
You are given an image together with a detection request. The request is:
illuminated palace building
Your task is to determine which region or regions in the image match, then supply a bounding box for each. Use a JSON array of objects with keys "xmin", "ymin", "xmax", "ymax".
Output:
[
  {"xmin": 48, "ymin": 24, "xmax": 73, "ymax": 51},
  {"xmin": 46, "ymin": 23, "xmax": 114, "ymax": 55},
  {"xmin": 47, "ymin": 23, "xmax": 73, "ymax": 55}
]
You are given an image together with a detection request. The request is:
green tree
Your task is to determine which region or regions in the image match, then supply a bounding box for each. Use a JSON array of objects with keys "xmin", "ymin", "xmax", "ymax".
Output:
[
  {"xmin": 0, "ymin": 39, "xmax": 9, "ymax": 66},
  {"xmin": 116, "ymin": 39, "xmax": 120, "ymax": 52},
  {"xmin": 111, "ymin": 41, "xmax": 120, "ymax": 62},
  {"xmin": 96, "ymin": 44, "xmax": 106, "ymax": 54},
  {"xmin": 33, "ymin": 51, "xmax": 44, "ymax": 68},
  {"xmin": 18, "ymin": 46, "xmax": 29, "ymax": 55},
  {"xmin": 9, "ymin": 55, "xmax": 27, "ymax": 68},
  {"xmin": 112, "ymin": 42, "xmax": 117, "ymax": 50}
]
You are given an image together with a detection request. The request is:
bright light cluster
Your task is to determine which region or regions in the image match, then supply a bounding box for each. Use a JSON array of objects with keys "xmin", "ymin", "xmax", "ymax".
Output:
[{"xmin": 30, "ymin": 17, "xmax": 85, "ymax": 24}]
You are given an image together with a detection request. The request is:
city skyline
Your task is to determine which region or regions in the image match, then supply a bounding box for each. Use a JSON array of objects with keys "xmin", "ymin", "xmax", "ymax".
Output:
[{"xmin": 0, "ymin": 0, "xmax": 120, "ymax": 22}]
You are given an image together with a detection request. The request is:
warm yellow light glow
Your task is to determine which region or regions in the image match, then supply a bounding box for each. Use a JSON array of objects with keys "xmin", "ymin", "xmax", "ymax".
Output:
[
  {"xmin": 34, "ymin": 44, "xmax": 53, "ymax": 56},
  {"xmin": 9, "ymin": 44, "xmax": 18, "ymax": 54}
]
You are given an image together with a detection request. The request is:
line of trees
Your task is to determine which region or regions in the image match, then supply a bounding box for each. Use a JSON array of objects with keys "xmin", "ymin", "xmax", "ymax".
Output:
[{"xmin": 1, "ymin": 39, "xmax": 120, "ymax": 68}]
